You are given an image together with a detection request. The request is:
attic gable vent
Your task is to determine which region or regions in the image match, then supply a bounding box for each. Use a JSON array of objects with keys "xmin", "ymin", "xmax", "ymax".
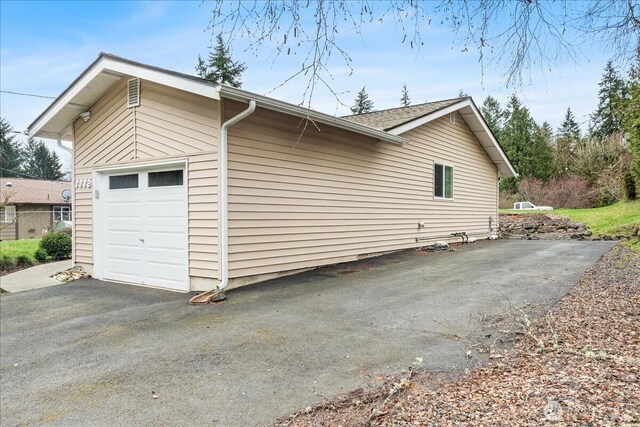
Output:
[
  {"xmin": 127, "ymin": 78, "xmax": 140, "ymax": 108},
  {"xmin": 449, "ymin": 112, "xmax": 456, "ymax": 124}
]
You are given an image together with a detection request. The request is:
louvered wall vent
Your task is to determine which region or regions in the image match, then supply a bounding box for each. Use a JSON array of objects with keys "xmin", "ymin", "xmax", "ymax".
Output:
[
  {"xmin": 127, "ymin": 78, "xmax": 140, "ymax": 108},
  {"xmin": 449, "ymin": 112, "xmax": 456, "ymax": 124}
]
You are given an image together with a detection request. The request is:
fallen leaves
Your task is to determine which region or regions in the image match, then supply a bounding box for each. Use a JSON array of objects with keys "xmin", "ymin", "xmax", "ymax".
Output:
[{"xmin": 276, "ymin": 245, "xmax": 640, "ymax": 426}]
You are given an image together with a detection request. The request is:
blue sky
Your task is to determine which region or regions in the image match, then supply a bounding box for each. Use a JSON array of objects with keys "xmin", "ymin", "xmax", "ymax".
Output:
[{"xmin": 1, "ymin": 1, "xmax": 613, "ymax": 168}]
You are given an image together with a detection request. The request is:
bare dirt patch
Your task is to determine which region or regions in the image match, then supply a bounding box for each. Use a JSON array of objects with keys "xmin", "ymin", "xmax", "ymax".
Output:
[{"xmin": 275, "ymin": 245, "xmax": 640, "ymax": 426}]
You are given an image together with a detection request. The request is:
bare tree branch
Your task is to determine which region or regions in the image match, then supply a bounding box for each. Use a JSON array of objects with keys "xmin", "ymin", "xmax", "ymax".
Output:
[{"xmin": 204, "ymin": 0, "xmax": 640, "ymax": 105}]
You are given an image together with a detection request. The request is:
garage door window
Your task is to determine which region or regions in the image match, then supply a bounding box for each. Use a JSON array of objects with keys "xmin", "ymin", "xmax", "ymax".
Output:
[
  {"xmin": 109, "ymin": 174, "xmax": 138, "ymax": 190},
  {"xmin": 149, "ymin": 170, "xmax": 183, "ymax": 187}
]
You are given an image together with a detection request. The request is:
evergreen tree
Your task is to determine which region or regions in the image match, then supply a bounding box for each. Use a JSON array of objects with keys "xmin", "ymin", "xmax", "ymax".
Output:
[
  {"xmin": 619, "ymin": 56, "xmax": 640, "ymax": 192},
  {"xmin": 538, "ymin": 121, "xmax": 554, "ymax": 145},
  {"xmin": 557, "ymin": 108, "xmax": 582, "ymax": 143},
  {"xmin": 48, "ymin": 152, "xmax": 64, "ymax": 180},
  {"xmin": 21, "ymin": 138, "xmax": 64, "ymax": 180},
  {"xmin": 400, "ymin": 84, "xmax": 411, "ymax": 107},
  {"xmin": 0, "ymin": 118, "xmax": 22, "ymax": 177},
  {"xmin": 532, "ymin": 123, "xmax": 554, "ymax": 182},
  {"xmin": 590, "ymin": 61, "xmax": 628, "ymax": 141},
  {"xmin": 350, "ymin": 86, "xmax": 374, "ymax": 114},
  {"xmin": 196, "ymin": 34, "xmax": 247, "ymax": 87},
  {"xmin": 480, "ymin": 96, "xmax": 505, "ymax": 141},
  {"xmin": 554, "ymin": 108, "xmax": 581, "ymax": 176},
  {"xmin": 500, "ymin": 95, "xmax": 553, "ymax": 190}
]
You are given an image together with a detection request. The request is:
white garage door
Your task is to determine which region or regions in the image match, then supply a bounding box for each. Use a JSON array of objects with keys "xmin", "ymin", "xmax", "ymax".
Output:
[{"xmin": 102, "ymin": 168, "xmax": 188, "ymax": 291}]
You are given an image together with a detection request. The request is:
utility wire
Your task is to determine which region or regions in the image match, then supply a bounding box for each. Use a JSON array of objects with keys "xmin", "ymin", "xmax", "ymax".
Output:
[
  {"xmin": 1, "ymin": 90, "xmax": 56, "ymax": 99},
  {"xmin": 0, "ymin": 167, "xmax": 70, "ymax": 181}
]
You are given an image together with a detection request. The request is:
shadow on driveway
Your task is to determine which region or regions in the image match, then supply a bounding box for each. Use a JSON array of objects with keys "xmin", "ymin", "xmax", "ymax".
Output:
[{"xmin": 0, "ymin": 240, "xmax": 615, "ymax": 426}]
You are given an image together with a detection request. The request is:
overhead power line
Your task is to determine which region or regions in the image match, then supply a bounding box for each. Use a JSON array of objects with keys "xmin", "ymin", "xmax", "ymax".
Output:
[
  {"xmin": 0, "ymin": 167, "xmax": 70, "ymax": 181},
  {"xmin": 1, "ymin": 90, "xmax": 56, "ymax": 99}
]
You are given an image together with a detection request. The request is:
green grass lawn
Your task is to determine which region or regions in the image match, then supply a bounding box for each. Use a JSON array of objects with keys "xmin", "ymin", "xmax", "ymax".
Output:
[
  {"xmin": 553, "ymin": 200, "xmax": 640, "ymax": 238},
  {"xmin": 0, "ymin": 239, "xmax": 40, "ymax": 263},
  {"xmin": 502, "ymin": 200, "xmax": 640, "ymax": 249}
]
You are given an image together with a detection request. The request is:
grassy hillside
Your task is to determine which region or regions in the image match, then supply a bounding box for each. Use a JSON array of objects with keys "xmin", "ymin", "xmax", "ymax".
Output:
[{"xmin": 553, "ymin": 200, "xmax": 640, "ymax": 238}]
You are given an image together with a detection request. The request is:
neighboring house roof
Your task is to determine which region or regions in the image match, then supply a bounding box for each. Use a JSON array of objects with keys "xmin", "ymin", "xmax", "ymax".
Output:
[
  {"xmin": 342, "ymin": 98, "xmax": 466, "ymax": 131},
  {"xmin": 28, "ymin": 53, "xmax": 516, "ymax": 177},
  {"xmin": 0, "ymin": 178, "xmax": 71, "ymax": 205}
]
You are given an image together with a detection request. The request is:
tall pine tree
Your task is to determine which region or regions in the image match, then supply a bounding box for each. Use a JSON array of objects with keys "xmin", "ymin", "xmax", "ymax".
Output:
[
  {"xmin": 480, "ymin": 96, "xmax": 505, "ymax": 141},
  {"xmin": 21, "ymin": 138, "xmax": 64, "ymax": 180},
  {"xmin": 619, "ymin": 55, "xmax": 640, "ymax": 192},
  {"xmin": 500, "ymin": 95, "xmax": 553, "ymax": 191},
  {"xmin": 196, "ymin": 34, "xmax": 247, "ymax": 87},
  {"xmin": 400, "ymin": 84, "xmax": 410, "ymax": 107},
  {"xmin": 0, "ymin": 118, "xmax": 22, "ymax": 178},
  {"xmin": 350, "ymin": 86, "xmax": 374, "ymax": 114},
  {"xmin": 590, "ymin": 61, "xmax": 628, "ymax": 141},
  {"xmin": 554, "ymin": 108, "xmax": 582, "ymax": 176}
]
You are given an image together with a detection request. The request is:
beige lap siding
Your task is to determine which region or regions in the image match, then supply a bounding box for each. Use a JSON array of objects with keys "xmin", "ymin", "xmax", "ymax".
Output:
[
  {"xmin": 225, "ymin": 100, "xmax": 498, "ymax": 279},
  {"xmin": 187, "ymin": 152, "xmax": 218, "ymax": 279},
  {"xmin": 72, "ymin": 77, "xmax": 220, "ymax": 282}
]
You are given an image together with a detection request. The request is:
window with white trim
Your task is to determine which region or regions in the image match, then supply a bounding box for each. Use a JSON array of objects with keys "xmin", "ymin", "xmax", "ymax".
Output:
[
  {"xmin": 1, "ymin": 205, "xmax": 16, "ymax": 222},
  {"xmin": 434, "ymin": 163, "xmax": 454, "ymax": 199},
  {"xmin": 53, "ymin": 206, "xmax": 72, "ymax": 222}
]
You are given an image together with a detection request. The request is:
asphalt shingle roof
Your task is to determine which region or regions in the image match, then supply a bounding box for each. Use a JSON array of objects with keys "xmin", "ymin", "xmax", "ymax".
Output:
[
  {"xmin": 342, "ymin": 97, "xmax": 468, "ymax": 131},
  {"xmin": 0, "ymin": 178, "xmax": 71, "ymax": 205}
]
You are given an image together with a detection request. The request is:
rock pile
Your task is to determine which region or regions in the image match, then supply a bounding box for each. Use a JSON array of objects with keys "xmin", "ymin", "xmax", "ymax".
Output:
[
  {"xmin": 51, "ymin": 266, "xmax": 91, "ymax": 282},
  {"xmin": 499, "ymin": 213, "xmax": 594, "ymax": 240}
]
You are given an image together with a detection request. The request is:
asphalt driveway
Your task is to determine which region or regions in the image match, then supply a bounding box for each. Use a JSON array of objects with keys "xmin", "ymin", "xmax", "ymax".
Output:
[{"xmin": 0, "ymin": 240, "xmax": 615, "ymax": 426}]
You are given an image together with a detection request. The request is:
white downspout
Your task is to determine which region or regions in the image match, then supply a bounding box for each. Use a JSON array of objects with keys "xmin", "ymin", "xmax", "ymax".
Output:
[
  {"xmin": 217, "ymin": 100, "xmax": 256, "ymax": 290},
  {"xmin": 57, "ymin": 137, "xmax": 74, "ymax": 264},
  {"xmin": 56, "ymin": 139, "xmax": 72, "ymax": 154}
]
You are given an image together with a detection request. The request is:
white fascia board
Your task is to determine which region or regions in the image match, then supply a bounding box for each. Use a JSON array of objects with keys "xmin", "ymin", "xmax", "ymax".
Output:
[
  {"xmin": 103, "ymin": 58, "xmax": 220, "ymax": 100},
  {"xmin": 29, "ymin": 58, "xmax": 111, "ymax": 138},
  {"xmin": 388, "ymin": 99, "xmax": 517, "ymax": 178},
  {"xmin": 218, "ymin": 86, "xmax": 408, "ymax": 146},
  {"xmin": 466, "ymin": 101, "xmax": 518, "ymax": 178},
  {"xmin": 29, "ymin": 56, "xmax": 219, "ymax": 139},
  {"xmin": 386, "ymin": 100, "xmax": 473, "ymax": 136}
]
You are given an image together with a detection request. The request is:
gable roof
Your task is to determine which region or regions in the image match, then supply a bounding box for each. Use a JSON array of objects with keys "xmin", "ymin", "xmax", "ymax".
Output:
[
  {"xmin": 28, "ymin": 53, "xmax": 515, "ymax": 177},
  {"xmin": 342, "ymin": 98, "xmax": 466, "ymax": 131},
  {"xmin": 0, "ymin": 178, "xmax": 71, "ymax": 205},
  {"xmin": 344, "ymin": 98, "xmax": 517, "ymax": 177},
  {"xmin": 28, "ymin": 53, "xmax": 406, "ymax": 147},
  {"xmin": 28, "ymin": 53, "xmax": 220, "ymax": 142}
]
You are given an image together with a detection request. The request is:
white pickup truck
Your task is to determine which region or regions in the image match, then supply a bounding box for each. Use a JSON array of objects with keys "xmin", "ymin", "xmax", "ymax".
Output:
[{"xmin": 513, "ymin": 201, "xmax": 553, "ymax": 211}]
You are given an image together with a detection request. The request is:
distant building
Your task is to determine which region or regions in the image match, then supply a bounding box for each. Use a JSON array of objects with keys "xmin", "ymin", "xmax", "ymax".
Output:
[{"xmin": 0, "ymin": 178, "xmax": 72, "ymax": 240}]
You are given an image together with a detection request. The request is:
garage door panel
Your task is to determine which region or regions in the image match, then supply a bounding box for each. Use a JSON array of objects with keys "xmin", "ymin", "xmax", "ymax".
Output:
[
  {"xmin": 147, "ymin": 261, "xmax": 188, "ymax": 290},
  {"xmin": 102, "ymin": 168, "xmax": 188, "ymax": 291},
  {"xmin": 146, "ymin": 230, "xmax": 186, "ymax": 250},
  {"xmin": 105, "ymin": 258, "xmax": 143, "ymax": 283}
]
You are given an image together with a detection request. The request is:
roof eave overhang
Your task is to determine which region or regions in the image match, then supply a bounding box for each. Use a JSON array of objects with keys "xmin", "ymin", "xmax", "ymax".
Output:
[
  {"xmin": 387, "ymin": 99, "xmax": 518, "ymax": 178},
  {"xmin": 217, "ymin": 86, "xmax": 408, "ymax": 147},
  {"xmin": 28, "ymin": 54, "xmax": 220, "ymax": 142}
]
